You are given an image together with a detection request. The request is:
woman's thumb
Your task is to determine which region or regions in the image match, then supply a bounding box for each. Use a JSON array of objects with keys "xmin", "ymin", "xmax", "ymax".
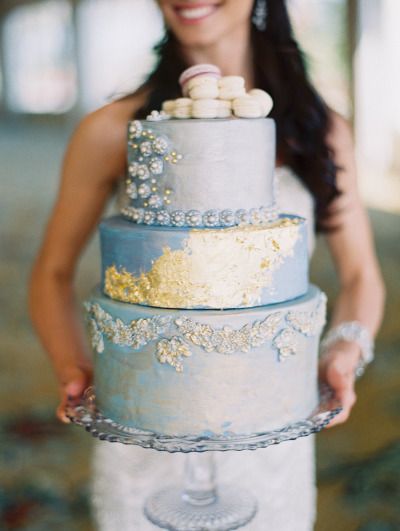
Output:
[
  {"xmin": 57, "ymin": 366, "xmax": 91, "ymax": 423},
  {"xmin": 62, "ymin": 366, "xmax": 89, "ymax": 399}
]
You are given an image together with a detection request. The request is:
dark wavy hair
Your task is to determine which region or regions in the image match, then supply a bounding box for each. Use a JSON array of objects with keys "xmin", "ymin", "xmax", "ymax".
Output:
[{"xmin": 133, "ymin": 0, "xmax": 340, "ymax": 230}]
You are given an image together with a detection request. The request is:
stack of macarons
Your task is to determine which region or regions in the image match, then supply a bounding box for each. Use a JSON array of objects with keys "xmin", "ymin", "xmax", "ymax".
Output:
[{"xmin": 161, "ymin": 64, "xmax": 273, "ymax": 119}]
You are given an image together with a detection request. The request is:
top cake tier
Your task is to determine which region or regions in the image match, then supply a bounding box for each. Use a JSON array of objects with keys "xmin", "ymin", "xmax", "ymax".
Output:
[{"xmin": 121, "ymin": 118, "xmax": 277, "ymax": 228}]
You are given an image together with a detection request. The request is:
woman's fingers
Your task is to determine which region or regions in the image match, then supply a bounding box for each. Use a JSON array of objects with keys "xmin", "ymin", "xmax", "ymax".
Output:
[
  {"xmin": 319, "ymin": 350, "xmax": 358, "ymax": 428},
  {"xmin": 325, "ymin": 385, "xmax": 357, "ymax": 428},
  {"xmin": 57, "ymin": 398, "xmax": 72, "ymax": 424},
  {"xmin": 57, "ymin": 364, "xmax": 93, "ymax": 423}
]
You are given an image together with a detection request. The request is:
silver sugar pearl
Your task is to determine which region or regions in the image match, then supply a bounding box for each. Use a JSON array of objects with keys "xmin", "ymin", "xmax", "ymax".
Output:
[
  {"xmin": 128, "ymin": 120, "xmax": 143, "ymax": 139},
  {"xmin": 128, "ymin": 162, "xmax": 139, "ymax": 177},
  {"xmin": 249, "ymin": 208, "xmax": 263, "ymax": 224},
  {"xmin": 140, "ymin": 141, "xmax": 153, "ymax": 157},
  {"xmin": 203, "ymin": 209, "xmax": 220, "ymax": 227},
  {"xmin": 148, "ymin": 194, "xmax": 163, "ymax": 208},
  {"xmin": 186, "ymin": 210, "xmax": 202, "ymax": 227},
  {"xmin": 132, "ymin": 208, "xmax": 144, "ymax": 223},
  {"xmin": 143, "ymin": 211, "xmax": 156, "ymax": 225},
  {"xmin": 235, "ymin": 209, "xmax": 249, "ymax": 225},
  {"xmin": 220, "ymin": 209, "xmax": 235, "ymax": 227},
  {"xmin": 126, "ymin": 181, "xmax": 138, "ymax": 199},
  {"xmin": 156, "ymin": 210, "xmax": 171, "ymax": 225},
  {"xmin": 138, "ymin": 183, "xmax": 151, "ymax": 198},
  {"xmin": 137, "ymin": 164, "xmax": 150, "ymax": 180},
  {"xmin": 122, "ymin": 207, "xmax": 144, "ymax": 223},
  {"xmin": 149, "ymin": 157, "xmax": 163, "ymax": 175},
  {"xmin": 152, "ymin": 136, "xmax": 169, "ymax": 155},
  {"xmin": 170, "ymin": 210, "xmax": 186, "ymax": 227}
]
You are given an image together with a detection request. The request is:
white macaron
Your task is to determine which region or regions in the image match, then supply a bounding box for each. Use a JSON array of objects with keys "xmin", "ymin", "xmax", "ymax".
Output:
[
  {"xmin": 173, "ymin": 97, "xmax": 192, "ymax": 119},
  {"xmin": 232, "ymin": 95, "xmax": 263, "ymax": 118},
  {"xmin": 162, "ymin": 99, "xmax": 176, "ymax": 114},
  {"xmin": 192, "ymin": 98, "xmax": 220, "ymax": 119},
  {"xmin": 248, "ymin": 89, "xmax": 274, "ymax": 116},
  {"xmin": 188, "ymin": 76, "xmax": 220, "ymax": 100},
  {"xmin": 216, "ymin": 99, "xmax": 232, "ymax": 118},
  {"xmin": 218, "ymin": 76, "xmax": 246, "ymax": 100}
]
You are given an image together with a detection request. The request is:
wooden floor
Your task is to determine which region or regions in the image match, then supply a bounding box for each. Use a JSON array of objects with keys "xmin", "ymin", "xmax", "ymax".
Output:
[{"xmin": 0, "ymin": 117, "xmax": 399, "ymax": 530}]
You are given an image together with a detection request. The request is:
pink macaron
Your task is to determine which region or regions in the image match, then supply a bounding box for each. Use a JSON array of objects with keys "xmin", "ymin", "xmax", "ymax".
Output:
[{"xmin": 179, "ymin": 64, "xmax": 221, "ymax": 96}]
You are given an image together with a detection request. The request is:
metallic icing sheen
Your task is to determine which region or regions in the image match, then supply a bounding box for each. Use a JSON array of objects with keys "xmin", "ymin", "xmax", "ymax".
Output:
[
  {"xmin": 101, "ymin": 215, "xmax": 308, "ymax": 309},
  {"xmin": 122, "ymin": 118, "xmax": 277, "ymax": 222},
  {"xmin": 89, "ymin": 285, "xmax": 325, "ymax": 436}
]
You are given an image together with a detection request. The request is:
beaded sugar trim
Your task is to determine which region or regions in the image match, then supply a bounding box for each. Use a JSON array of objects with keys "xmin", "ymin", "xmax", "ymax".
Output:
[
  {"xmin": 85, "ymin": 292, "xmax": 326, "ymax": 372},
  {"xmin": 121, "ymin": 204, "xmax": 279, "ymax": 228}
]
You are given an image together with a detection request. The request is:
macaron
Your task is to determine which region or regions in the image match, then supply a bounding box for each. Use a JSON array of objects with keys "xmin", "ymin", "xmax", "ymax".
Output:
[
  {"xmin": 248, "ymin": 89, "xmax": 274, "ymax": 116},
  {"xmin": 162, "ymin": 99, "xmax": 176, "ymax": 114},
  {"xmin": 216, "ymin": 99, "xmax": 232, "ymax": 118},
  {"xmin": 192, "ymin": 99, "xmax": 220, "ymax": 119},
  {"xmin": 179, "ymin": 64, "xmax": 221, "ymax": 96},
  {"xmin": 218, "ymin": 76, "xmax": 246, "ymax": 100},
  {"xmin": 173, "ymin": 97, "xmax": 192, "ymax": 119},
  {"xmin": 188, "ymin": 76, "xmax": 220, "ymax": 100},
  {"xmin": 232, "ymin": 95, "xmax": 263, "ymax": 118}
]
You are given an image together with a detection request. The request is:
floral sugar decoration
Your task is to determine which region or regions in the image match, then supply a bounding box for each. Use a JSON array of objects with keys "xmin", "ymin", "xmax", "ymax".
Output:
[
  {"xmin": 84, "ymin": 302, "xmax": 173, "ymax": 353},
  {"xmin": 174, "ymin": 312, "xmax": 283, "ymax": 354},
  {"xmin": 156, "ymin": 337, "xmax": 191, "ymax": 372},
  {"xmin": 84, "ymin": 292, "xmax": 326, "ymax": 372},
  {"xmin": 126, "ymin": 120, "xmax": 182, "ymax": 214},
  {"xmin": 273, "ymin": 328, "xmax": 300, "ymax": 361},
  {"xmin": 286, "ymin": 292, "xmax": 327, "ymax": 336}
]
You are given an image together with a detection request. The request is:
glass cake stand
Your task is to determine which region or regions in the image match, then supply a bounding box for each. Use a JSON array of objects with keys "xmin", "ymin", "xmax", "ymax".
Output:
[{"xmin": 66, "ymin": 383, "xmax": 341, "ymax": 530}]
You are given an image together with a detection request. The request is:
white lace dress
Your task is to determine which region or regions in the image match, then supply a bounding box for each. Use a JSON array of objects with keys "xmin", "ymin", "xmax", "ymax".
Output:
[{"xmin": 91, "ymin": 166, "xmax": 317, "ymax": 531}]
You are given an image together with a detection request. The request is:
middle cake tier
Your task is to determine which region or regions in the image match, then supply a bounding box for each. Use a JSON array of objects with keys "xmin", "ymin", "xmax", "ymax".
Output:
[{"xmin": 100, "ymin": 215, "xmax": 308, "ymax": 309}]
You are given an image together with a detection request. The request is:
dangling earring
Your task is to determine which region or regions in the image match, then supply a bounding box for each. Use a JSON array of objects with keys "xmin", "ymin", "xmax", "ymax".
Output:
[{"xmin": 252, "ymin": 0, "xmax": 268, "ymax": 31}]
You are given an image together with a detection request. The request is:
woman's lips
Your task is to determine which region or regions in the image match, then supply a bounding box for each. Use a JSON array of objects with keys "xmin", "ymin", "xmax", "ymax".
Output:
[{"xmin": 173, "ymin": 4, "xmax": 219, "ymax": 24}]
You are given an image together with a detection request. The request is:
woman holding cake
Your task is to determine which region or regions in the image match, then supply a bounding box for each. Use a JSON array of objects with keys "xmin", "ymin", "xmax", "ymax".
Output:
[{"xmin": 29, "ymin": 0, "xmax": 385, "ymax": 529}]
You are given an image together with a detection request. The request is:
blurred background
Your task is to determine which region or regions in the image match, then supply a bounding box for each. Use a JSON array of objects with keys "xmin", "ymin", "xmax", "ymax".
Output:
[{"xmin": 0, "ymin": 0, "xmax": 399, "ymax": 529}]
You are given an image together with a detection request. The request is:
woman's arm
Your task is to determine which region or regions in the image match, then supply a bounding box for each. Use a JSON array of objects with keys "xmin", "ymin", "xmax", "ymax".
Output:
[
  {"xmin": 319, "ymin": 112, "xmax": 385, "ymax": 427},
  {"xmin": 29, "ymin": 100, "xmax": 135, "ymax": 422}
]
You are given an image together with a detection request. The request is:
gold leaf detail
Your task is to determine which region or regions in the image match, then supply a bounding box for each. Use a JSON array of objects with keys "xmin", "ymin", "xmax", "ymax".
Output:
[{"xmin": 104, "ymin": 218, "xmax": 301, "ymax": 308}]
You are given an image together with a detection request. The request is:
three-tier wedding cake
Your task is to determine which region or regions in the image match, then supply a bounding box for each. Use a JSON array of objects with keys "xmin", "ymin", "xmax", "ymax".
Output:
[{"xmin": 85, "ymin": 66, "xmax": 326, "ymax": 439}]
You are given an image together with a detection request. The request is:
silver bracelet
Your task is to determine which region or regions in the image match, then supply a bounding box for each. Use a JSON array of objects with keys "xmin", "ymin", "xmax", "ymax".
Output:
[{"xmin": 320, "ymin": 321, "xmax": 374, "ymax": 378}]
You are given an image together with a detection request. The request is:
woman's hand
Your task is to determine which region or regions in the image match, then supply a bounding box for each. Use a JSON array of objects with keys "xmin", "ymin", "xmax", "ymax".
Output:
[
  {"xmin": 56, "ymin": 360, "xmax": 93, "ymax": 423},
  {"xmin": 318, "ymin": 340, "xmax": 361, "ymax": 428}
]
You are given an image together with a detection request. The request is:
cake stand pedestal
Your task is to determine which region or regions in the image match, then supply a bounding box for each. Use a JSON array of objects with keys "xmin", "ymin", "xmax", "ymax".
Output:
[
  {"xmin": 144, "ymin": 452, "xmax": 257, "ymax": 530},
  {"xmin": 66, "ymin": 384, "xmax": 341, "ymax": 530}
]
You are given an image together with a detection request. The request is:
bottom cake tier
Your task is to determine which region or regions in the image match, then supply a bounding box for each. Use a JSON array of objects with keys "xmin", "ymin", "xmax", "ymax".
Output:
[{"xmin": 85, "ymin": 285, "xmax": 326, "ymax": 437}]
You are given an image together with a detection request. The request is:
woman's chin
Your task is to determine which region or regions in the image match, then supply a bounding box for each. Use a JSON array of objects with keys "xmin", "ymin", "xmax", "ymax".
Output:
[{"xmin": 172, "ymin": 28, "xmax": 221, "ymax": 48}]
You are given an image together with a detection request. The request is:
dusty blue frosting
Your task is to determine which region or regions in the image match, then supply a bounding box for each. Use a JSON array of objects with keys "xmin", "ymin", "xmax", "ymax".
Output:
[
  {"xmin": 88, "ymin": 285, "xmax": 325, "ymax": 437},
  {"xmin": 84, "ymin": 113, "xmax": 328, "ymax": 441},
  {"xmin": 100, "ymin": 215, "xmax": 309, "ymax": 309},
  {"xmin": 121, "ymin": 118, "xmax": 277, "ymax": 227}
]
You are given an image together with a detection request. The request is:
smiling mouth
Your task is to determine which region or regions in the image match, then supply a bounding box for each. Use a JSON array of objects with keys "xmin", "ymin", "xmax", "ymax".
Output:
[{"xmin": 174, "ymin": 4, "xmax": 219, "ymax": 23}]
